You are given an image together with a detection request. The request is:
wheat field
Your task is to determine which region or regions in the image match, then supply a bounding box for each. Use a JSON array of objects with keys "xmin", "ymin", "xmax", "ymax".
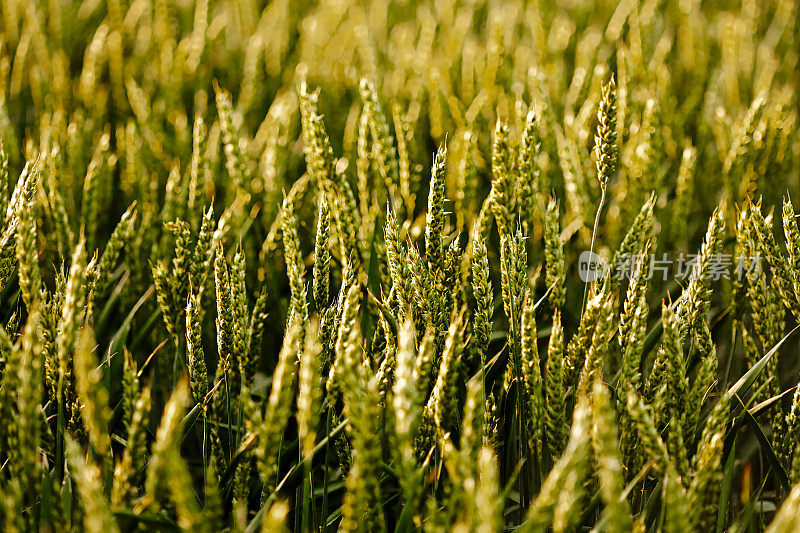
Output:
[{"xmin": 1, "ymin": 0, "xmax": 800, "ymax": 531}]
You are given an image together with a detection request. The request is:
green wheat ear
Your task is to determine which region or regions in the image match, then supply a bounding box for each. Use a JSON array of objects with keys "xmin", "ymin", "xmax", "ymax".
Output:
[
  {"xmin": 281, "ymin": 194, "xmax": 309, "ymax": 329},
  {"xmin": 591, "ymin": 378, "xmax": 633, "ymax": 531},
  {"xmin": 646, "ymin": 301, "xmax": 687, "ymax": 427},
  {"xmin": 255, "ymin": 316, "xmax": 301, "ymax": 493},
  {"xmin": 625, "ymin": 388, "xmax": 672, "ymax": 476},
  {"xmin": 392, "ymin": 319, "xmax": 421, "ymax": 486},
  {"xmin": 520, "ymin": 289, "xmax": 543, "ymax": 457},
  {"xmin": 359, "ymin": 78, "xmax": 399, "ymax": 195},
  {"xmin": 470, "ymin": 223, "xmax": 492, "ymax": 364},
  {"xmin": 490, "ymin": 119, "xmax": 514, "ymax": 238},
  {"xmin": 66, "ymin": 436, "xmax": 120, "ymax": 533},
  {"xmin": 544, "ymin": 197, "xmax": 565, "ymax": 312},
  {"xmin": 74, "ymin": 326, "xmax": 111, "ymax": 460},
  {"xmin": 688, "ymin": 394, "xmax": 730, "ymax": 531},
  {"xmin": 88, "ymin": 203, "xmax": 137, "ymax": 312},
  {"xmin": 112, "ymin": 384, "xmax": 151, "ymax": 507},
  {"xmin": 425, "ymin": 142, "xmax": 448, "ymax": 277},
  {"xmin": 594, "ymin": 76, "xmax": 618, "ymax": 190},
  {"xmin": 517, "ymin": 108, "xmax": 542, "ymax": 232},
  {"xmin": 215, "ymin": 83, "xmax": 249, "ymax": 189},
  {"xmin": 521, "ymin": 390, "xmax": 592, "ymax": 533},
  {"xmin": 144, "ymin": 377, "xmax": 196, "ymax": 525},
  {"xmin": 544, "ymin": 310, "xmax": 565, "ymax": 460},
  {"xmin": 14, "ymin": 162, "xmax": 42, "ymax": 308},
  {"xmin": 313, "ymin": 193, "xmax": 331, "ymax": 310},
  {"xmin": 186, "ymin": 285, "xmax": 209, "ymax": 404},
  {"xmin": 297, "ymin": 318, "xmax": 323, "ymax": 460}
]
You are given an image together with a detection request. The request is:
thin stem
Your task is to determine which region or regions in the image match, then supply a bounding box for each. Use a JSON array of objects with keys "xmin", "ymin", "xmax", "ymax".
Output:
[
  {"xmin": 246, "ymin": 417, "xmax": 348, "ymax": 533},
  {"xmin": 582, "ymin": 187, "xmax": 607, "ymax": 315},
  {"xmin": 321, "ymin": 405, "xmax": 332, "ymax": 532}
]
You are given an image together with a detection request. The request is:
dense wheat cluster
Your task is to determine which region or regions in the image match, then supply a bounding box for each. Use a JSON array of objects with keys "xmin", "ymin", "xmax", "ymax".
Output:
[{"xmin": 1, "ymin": 0, "xmax": 800, "ymax": 531}]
